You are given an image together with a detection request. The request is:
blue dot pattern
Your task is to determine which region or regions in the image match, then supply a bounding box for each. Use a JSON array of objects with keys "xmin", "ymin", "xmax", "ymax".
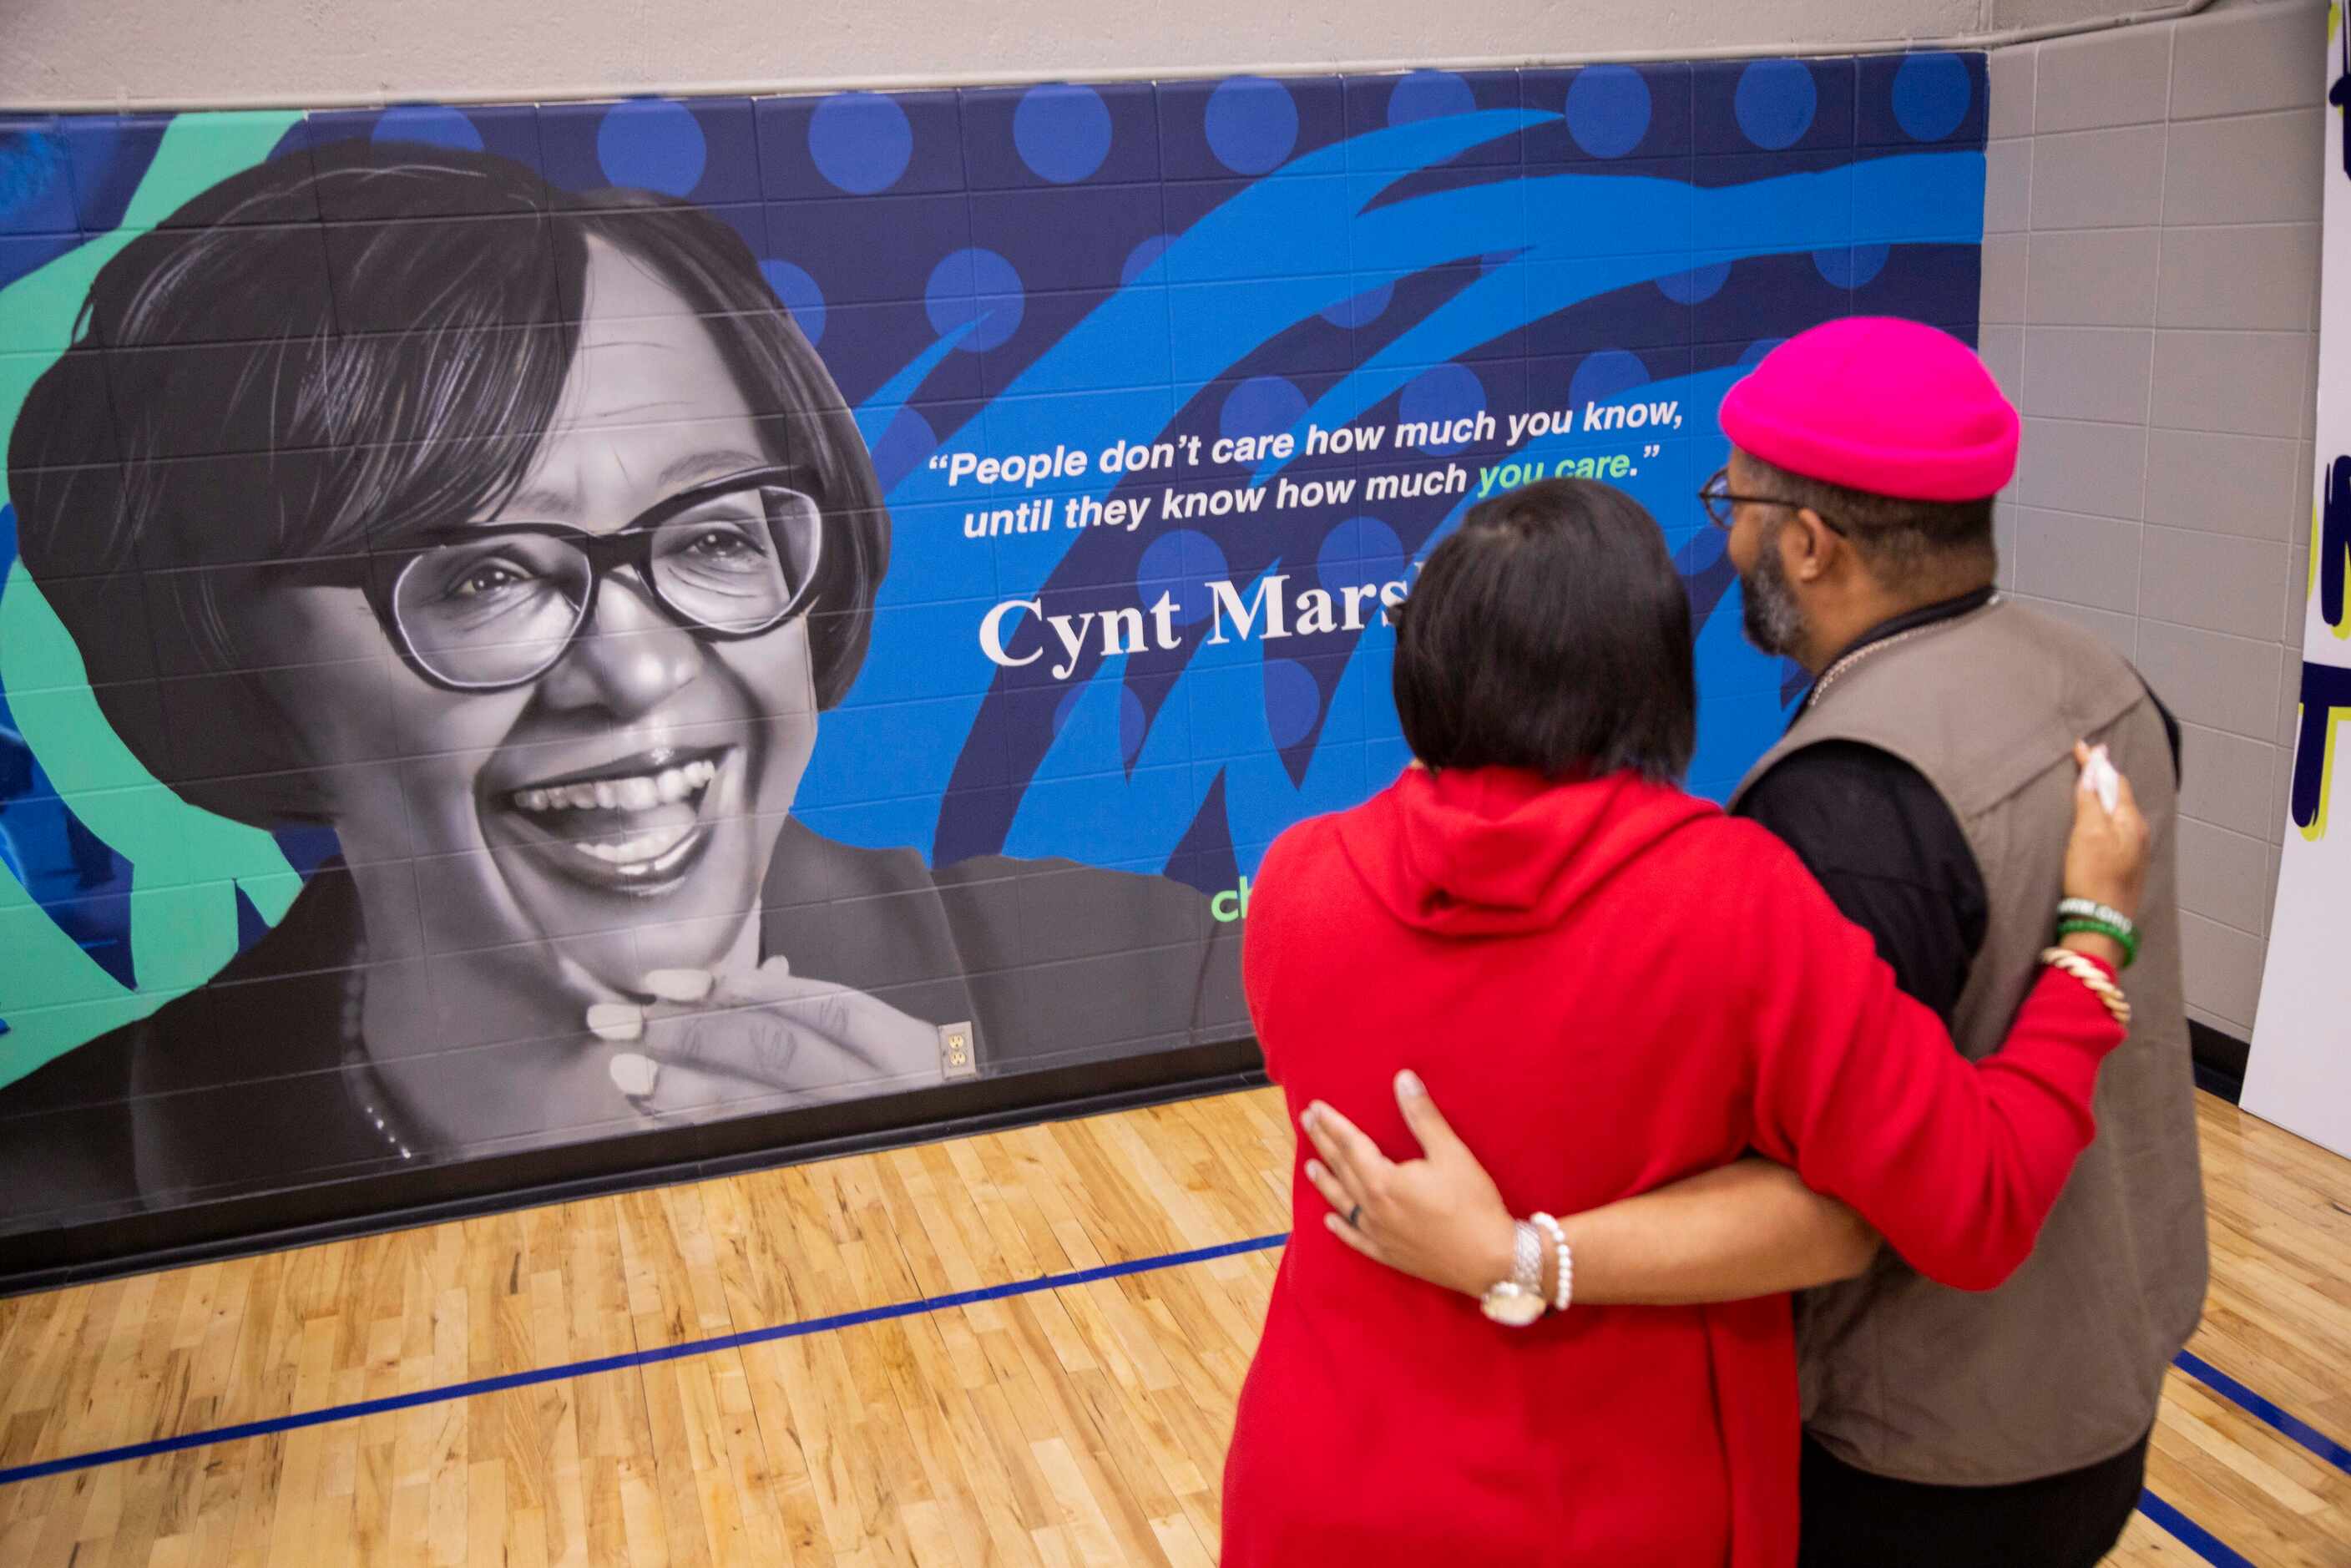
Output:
[
  {"xmin": 1656, "ymin": 261, "xmax": 1732, "ymax": 305},
  {"xmin": 1734, "ymin": 61, "xmax": 1818, "ymax": 151},
  {"xmin": 1321, "ymin": 281, "xmax": 1393, "ymax": 330},
  {"xmin": 1219, "ymin": 377, "xmax": 1308, "ymax": 442},
  {"xmin": 1813, "ymin": 244, "xmax": 1890, "ymax": 290},
  {"xmin": 810, "ymin": 93, "xmax": 913, "ymax": 194},
  {"xmin": 1570, "ymin": 349, "xmax": 1651, "ymax": 407},
  {"xmin": 1140, "ymin": 530, "xmax": 1226, "ymax": 626},
  {"xmin": 1387, "ymin": 70, "xmax": 1478, "ymax": 127},
  {"xmin": 596, "ymin": 99, "xmax": 706, "ymax": 195},
  {"xmin": 758, "ymin": 259, "xmax": 828, "ymax": 346},
  {"xmin": 1316, "ymin": 517, "xmax": 1406, "ymax": 594},
  {"xmin": 1565, "ymin": 66, "xmax": 1651, "ymax": 159},
  {"xmin": 372, "ymin": 106, "xmax": 483, "ymax": 153},
  {"xmin": 1206, "ymin": 76, "xmax": 1300, "ymax": 176},
  {"xmin": 1120, "ymin": 234, "xmax": 1175, "ymax": 286},
  {"xmin": 1398, "ymin": 363, "xmax": 1486, "ymax": 454},
  {"xmin": 1014, "ymin": 83, "xmax": 1113, "ymax": 185},
  {"xmin": 1893, "ymin": 53, "xmax": 1972, "ymax": 142},
  {"xmin": 927, "ymin": 248, "xmax": 1026, "ymax": 352},
  {"xmin": 1262, "ymin": 658, "xmax": 1322, "ymax": 748}
]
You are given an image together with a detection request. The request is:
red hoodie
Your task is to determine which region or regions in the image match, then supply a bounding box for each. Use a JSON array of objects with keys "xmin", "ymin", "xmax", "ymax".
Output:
[{"xmin": 1221, "ymin": 766, "xmax": 2125, "ymax": 1568}]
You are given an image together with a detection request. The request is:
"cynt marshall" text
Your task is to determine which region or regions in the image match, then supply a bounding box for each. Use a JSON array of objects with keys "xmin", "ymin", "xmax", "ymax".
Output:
[{"xmin": 978, "ymin": 569, "xmax": 1418, "ymax": 680}]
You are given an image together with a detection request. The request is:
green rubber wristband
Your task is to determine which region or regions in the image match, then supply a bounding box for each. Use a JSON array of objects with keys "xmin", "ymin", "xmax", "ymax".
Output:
[{"xmin": 2057, "ymin": 918, "xmax": 2138, "ymax": 969}]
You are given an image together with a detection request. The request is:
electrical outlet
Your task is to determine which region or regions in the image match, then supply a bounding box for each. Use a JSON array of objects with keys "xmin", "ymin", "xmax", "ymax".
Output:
[{"xmin": 938, "ymin": 1021, "xmax": 978, "ymax": 1080}]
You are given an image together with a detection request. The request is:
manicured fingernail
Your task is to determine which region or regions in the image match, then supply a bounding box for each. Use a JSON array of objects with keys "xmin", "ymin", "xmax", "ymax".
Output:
[
  {"xmin": 1323, "ymin": 1213, "xmax": 1343, "ymax": 1234},
  {"xmin": 644, "ymin": 969, "xmax": 713, "ymax": 1002},
  {"xmin": 1397, "ymin": 1070, "xmax": 1424, "ymax": 1097},
  {"xmin": 587, "ymin": 1002, "xmax": 644, "ymax": 1042},
  {"xmin": 1305, "ymin": 1160, "xmax": 1324, "ymax": 1181},
  {"xmin": 609, "ymin": 1052, "xmax": 660, "ymax": 1098},
  {"xmin": 1301, "ymin": 1105, "xmax": 1322, "ymax": 1132}
]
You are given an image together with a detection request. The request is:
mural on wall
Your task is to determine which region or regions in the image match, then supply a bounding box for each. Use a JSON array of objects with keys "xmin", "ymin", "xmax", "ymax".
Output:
[
  {"xmin": 0, "ymin": 57, "xmax": 1989, "ymax": 1242},
  {"xmin": 2247, "ymin": 19, "xmax": 2351, "ymax": 1161}
]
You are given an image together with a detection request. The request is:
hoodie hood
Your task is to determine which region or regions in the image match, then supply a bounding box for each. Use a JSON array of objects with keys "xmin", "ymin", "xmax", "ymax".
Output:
[{"xmin": 1335, "ymin": 766, "xmax": 1717, "ymax": 937}]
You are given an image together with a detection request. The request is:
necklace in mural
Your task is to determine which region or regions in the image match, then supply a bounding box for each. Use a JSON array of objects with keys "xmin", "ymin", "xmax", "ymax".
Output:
[
  {"xmin": 339, "ymin": 953, "xmax": 418, "ymax": 1162},
  {"xmin": 1802, "ymin": 594, "xmax": 2000, "ymax": 715}
]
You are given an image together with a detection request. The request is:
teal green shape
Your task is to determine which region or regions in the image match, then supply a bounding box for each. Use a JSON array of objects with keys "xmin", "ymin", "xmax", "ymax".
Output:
[{"xmin": 0, "ymin": 110, "xmax": 306, "ymax": 1090}]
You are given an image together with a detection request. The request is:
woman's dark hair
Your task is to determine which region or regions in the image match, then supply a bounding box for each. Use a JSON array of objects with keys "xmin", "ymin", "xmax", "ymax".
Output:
[
  {"xmin": 1392, "ymin": 478, "xmax": 1695, "ymax": 783},
  {"xmin": 7, "ymin": 138, "xmax": 887, "ymax": 822}
]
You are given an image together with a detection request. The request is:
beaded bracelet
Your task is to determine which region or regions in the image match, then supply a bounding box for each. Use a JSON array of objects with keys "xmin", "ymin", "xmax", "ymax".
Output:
[
  {"xmin": 1530, "ymin": 1211, "xmax": 1572, "ymax": 1313},
  {"xmin": 2040, "ymin": 946, "xmax": 2131, "ymax": 1028},
  {"xmin": 2056, "ymin": 916, "xmax": 2140, "ymax": 969},
  {"xmin": 2057, "ymin": 898, "xmax": 2136, "ymax": 934}
]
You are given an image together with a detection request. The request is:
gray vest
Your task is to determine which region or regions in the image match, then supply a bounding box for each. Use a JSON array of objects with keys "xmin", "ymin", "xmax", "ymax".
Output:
[{"xmin": 1730, "ymin": 597, "xmax": 2208, "ymax": 1485}]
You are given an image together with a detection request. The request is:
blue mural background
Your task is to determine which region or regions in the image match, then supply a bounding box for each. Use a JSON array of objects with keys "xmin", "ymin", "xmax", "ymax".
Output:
[{"xmin": 0, "ymin": 57, "xmax": 1988, "ymax": 1068}]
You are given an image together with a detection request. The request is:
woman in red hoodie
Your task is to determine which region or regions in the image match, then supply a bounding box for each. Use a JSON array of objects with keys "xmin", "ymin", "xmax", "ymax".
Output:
[{"xmin": 1220, "ymin": 478, "xmax": 2147, "ymax": 1568}]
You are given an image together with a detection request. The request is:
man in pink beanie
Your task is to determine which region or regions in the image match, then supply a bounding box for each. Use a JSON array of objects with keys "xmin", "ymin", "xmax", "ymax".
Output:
[
  {"xmin": 1699, "ymin": 319, "xmax": 2206, "ymax": 1566},
  {"xmin": 1296, "ymin": 318, "xmax": 2207, "ymax": 1567}
]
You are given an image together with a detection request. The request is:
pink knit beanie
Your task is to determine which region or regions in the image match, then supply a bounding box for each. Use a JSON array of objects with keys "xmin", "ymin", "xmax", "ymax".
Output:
[{"xmin": 1716, "ymin": 317, "xmax": 2020, "ymax": 502}]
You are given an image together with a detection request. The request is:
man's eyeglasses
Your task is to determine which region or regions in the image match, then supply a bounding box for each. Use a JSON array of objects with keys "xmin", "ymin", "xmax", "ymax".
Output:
[
  {"xmin": 1697, "ymin": 467, "xmax": 1847, "ymax": 537},
  {"xmin": 351, "ymin": 466, "xmax": 826, "ymax": 692}
]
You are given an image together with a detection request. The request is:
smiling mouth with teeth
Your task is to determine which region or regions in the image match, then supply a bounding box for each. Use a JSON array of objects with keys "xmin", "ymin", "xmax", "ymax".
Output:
[{"xmin": 501, "ymin": 746, "xmax": 733, "ymax": 891}]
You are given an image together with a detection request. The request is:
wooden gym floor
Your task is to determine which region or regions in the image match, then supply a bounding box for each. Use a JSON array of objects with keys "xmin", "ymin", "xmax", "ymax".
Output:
[{"xmin": 0, "ymin": 1088, "xmax": 2343, "ymax": 1566}]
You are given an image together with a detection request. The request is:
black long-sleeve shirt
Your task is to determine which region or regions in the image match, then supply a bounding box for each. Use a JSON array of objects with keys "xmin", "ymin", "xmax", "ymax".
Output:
[{"xmin": 1741, "ymin": 739, "xmax": 1990, "ymax": 1024}]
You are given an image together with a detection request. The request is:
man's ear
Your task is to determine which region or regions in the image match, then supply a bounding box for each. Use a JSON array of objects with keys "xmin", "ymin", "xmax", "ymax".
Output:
[{"xmin": 1786, "ymin": 508, "xmax": 1842, "ymax": 584}]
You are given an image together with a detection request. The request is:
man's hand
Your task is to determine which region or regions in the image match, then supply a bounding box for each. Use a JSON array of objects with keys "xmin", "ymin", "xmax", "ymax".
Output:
[{"xmin": 1299, "ymin": 1070, "xmax": 1520, "ymax": 1297}]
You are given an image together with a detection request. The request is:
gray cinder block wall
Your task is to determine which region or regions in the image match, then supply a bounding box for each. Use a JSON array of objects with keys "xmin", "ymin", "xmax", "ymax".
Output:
[{"xmin": 1980, "ymin": 0, "xmax": 2325, "ymax": 1043}]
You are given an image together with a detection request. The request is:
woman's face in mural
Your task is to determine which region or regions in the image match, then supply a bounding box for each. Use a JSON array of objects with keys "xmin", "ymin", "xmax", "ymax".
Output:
[{"xmin": 254, "ymin": 240, "xmax": 819, "ymax": 985}]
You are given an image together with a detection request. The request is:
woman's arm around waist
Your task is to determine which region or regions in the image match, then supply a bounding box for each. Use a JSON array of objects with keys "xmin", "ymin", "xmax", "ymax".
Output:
[{"xmin": 1738, "ymin": 827, "xmax": 2126, "ymax": 1291}]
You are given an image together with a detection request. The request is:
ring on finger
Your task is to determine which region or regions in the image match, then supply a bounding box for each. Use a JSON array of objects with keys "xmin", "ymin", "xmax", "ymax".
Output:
[{"xmin": 1347, "ymin": 1203, "xmax": 1363, "ymax": 1229}]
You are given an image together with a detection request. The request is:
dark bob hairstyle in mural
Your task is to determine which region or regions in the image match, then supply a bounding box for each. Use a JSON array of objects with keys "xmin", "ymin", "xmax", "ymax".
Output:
[{"xmin": 8, "ymin": 139, "xmax": 887, "ymax": 824}]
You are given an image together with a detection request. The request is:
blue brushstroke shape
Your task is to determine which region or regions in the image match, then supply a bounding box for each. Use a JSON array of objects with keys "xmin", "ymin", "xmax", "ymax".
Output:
[{"xmin": 832, "ymin": 106, "xmax": 1981, "ymax": 874}]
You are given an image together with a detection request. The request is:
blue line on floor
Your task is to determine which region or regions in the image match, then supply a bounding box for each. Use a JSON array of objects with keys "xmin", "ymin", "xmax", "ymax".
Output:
[
  {"xmin": 0, "ymin": 1230, "xmax": 1290, "ymax": 1488},
  {"xmin": 2139, "ymin": 1490, "xmax": 2256, "ymax": 1567},
  {"xmin": 2175, "ymin": 1348, "xmax": 2351, "ymax": 1476},
  {"xmin": 0, "ymin": 1224, "xmax": 2283, "ymax": 1568}
]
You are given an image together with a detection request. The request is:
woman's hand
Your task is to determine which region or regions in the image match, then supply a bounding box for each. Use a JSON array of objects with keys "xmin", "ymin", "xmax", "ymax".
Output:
[
  {"xmin": 584, "ymin": 957, "xmax": 943, "ymax": 1120},
  {"xmin": 1298, "ymin": 1070, "xmax": 1520, "ymax": 1298},
  {"xmin": 2062, "ymin": 741, "xmax": 2151, "ymax": 923}
]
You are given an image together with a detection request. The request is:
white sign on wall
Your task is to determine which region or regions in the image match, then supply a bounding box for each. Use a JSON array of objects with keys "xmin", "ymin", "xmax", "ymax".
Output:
[{"xmin": 2244, "ymin": 13, "xmax": 2351, "ymax": 1160}]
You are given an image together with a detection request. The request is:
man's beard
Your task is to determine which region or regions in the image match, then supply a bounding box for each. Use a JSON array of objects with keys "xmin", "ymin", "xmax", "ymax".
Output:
[{"xmin": 1738, "ymin": 539, "xmax": 1807, "ymax": 658}]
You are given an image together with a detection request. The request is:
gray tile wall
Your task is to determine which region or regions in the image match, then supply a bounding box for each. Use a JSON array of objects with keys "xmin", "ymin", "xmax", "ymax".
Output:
[{"xmin": 1985, "ymin": 0, "xmax": 2326, "ymax": 1039}]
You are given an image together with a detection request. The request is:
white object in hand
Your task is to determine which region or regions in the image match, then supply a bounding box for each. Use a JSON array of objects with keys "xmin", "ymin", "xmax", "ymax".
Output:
[{"xmin": 2082, "ymin": 744, "xmax": 2121, "ymax": 814}]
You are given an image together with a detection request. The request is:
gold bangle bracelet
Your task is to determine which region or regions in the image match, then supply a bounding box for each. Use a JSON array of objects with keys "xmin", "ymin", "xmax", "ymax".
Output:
[{"xmin": 2040, "ymin": 947, "xmax": 2131, "ymax": 1029}]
